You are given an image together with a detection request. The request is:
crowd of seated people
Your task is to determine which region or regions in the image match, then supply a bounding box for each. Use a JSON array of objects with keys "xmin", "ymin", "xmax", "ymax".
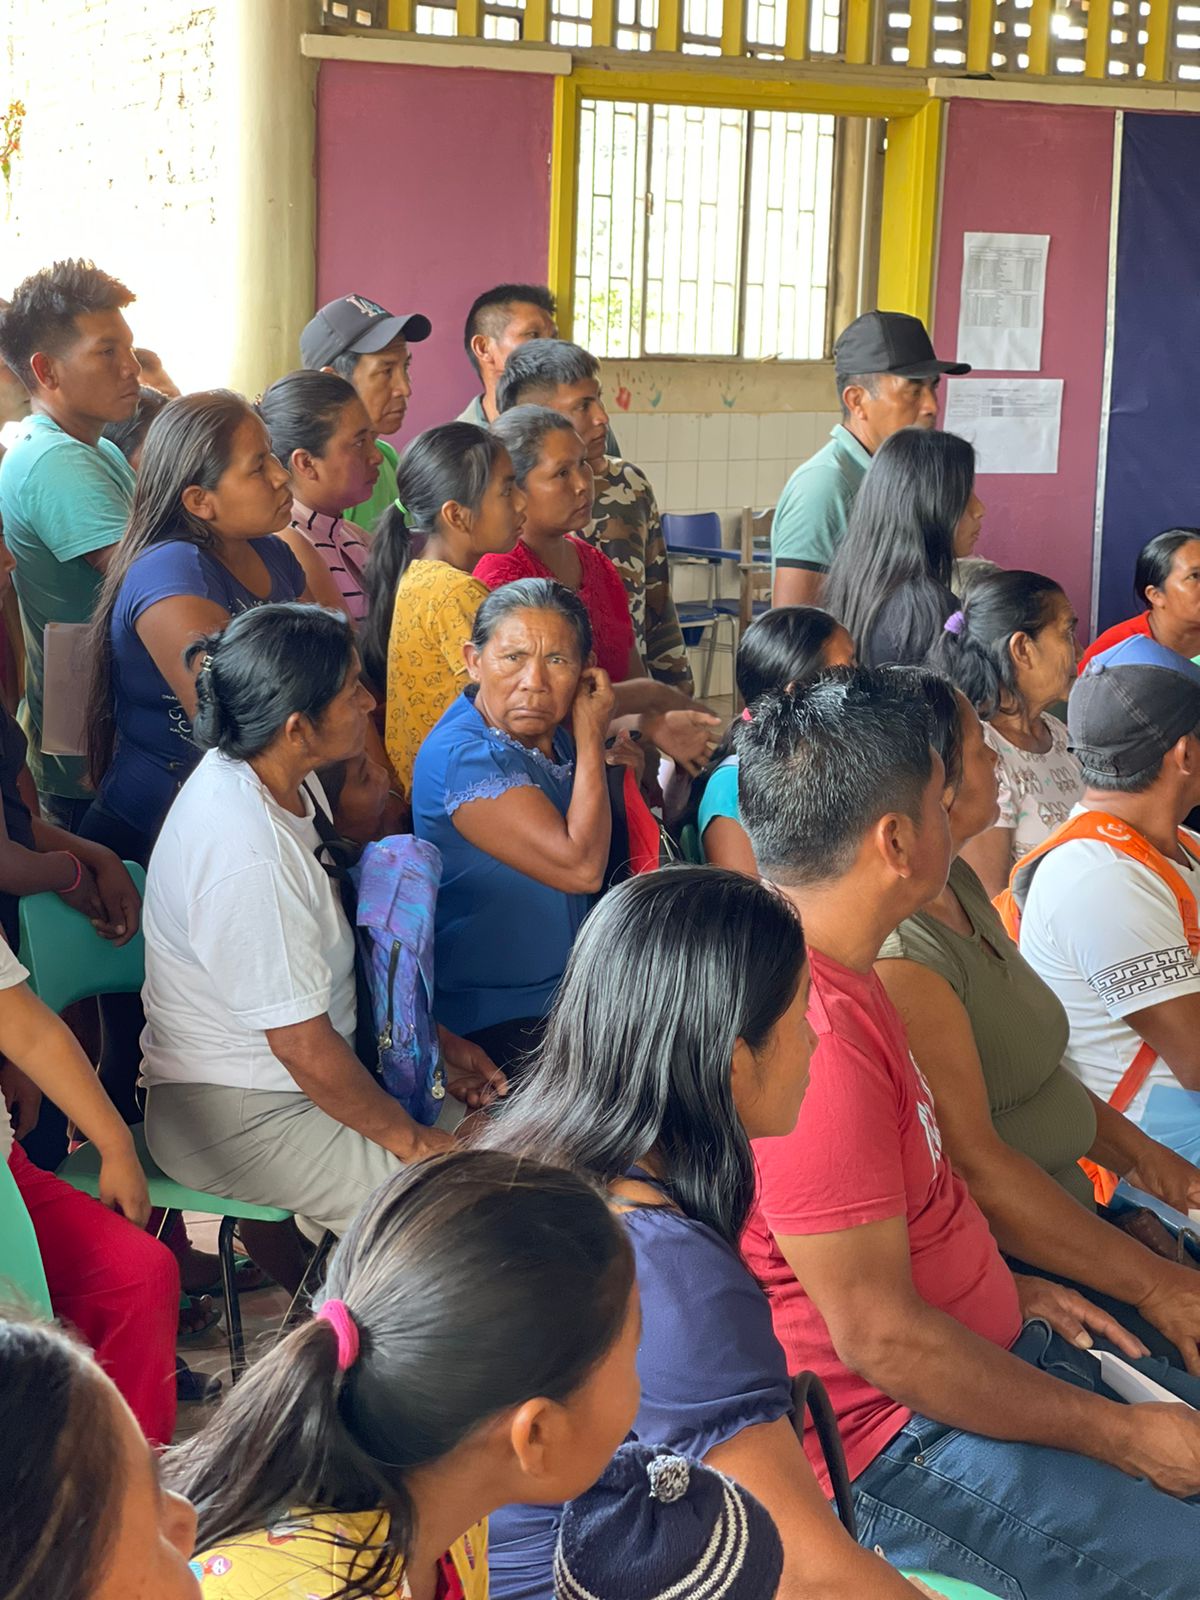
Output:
[{"xmin": 8, "ymin": 255, "xmax": 1200, "ymax": 1600}]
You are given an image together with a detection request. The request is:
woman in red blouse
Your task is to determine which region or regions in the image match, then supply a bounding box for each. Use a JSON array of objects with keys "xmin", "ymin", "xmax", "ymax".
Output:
[{"xmin": 478, "ymin": 407, "xmax": 720, "ymax": 776}]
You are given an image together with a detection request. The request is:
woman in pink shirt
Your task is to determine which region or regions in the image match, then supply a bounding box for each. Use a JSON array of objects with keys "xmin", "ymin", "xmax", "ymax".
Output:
[{"xmin": 258, "ymin": 370, "xmax": 382, "ymax": 623}]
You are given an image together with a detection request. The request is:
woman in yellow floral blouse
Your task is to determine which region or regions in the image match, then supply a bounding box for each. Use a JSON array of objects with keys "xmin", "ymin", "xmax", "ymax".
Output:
[
  {"xmin": 361, "ymin": 423, "xmax": 525, "ymax": 797},
  {"xmin": 168, "ymin": 1149, "xmax": 640, "ymax": 1600}
]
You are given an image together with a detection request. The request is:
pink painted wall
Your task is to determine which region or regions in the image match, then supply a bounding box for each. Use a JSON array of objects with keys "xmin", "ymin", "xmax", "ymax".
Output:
[
  {"xmin": 316, "ymin": 60, "xmax": 554, "ymax": 441},
  {"xmin": 933, "ymin": 99, "xmax": 1115, "ymax": 635}
]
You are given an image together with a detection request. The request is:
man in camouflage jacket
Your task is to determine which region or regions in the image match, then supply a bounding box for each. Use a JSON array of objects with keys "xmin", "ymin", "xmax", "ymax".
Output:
[{"xmin": 496, "ymin": 339, "xmax": 695, "ymax": 697}]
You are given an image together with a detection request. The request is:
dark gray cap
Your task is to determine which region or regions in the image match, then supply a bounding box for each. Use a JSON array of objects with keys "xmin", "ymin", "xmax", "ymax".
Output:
[
  {"xmin": 1070, "ymin": 634, "xmax": 1200, "ymax": 780},
  {"xmin": 300, "ymin": 294, "xmax": 431, "ymax": 370},
  {"xmin": 834, "ymin": 310, "xmax": 970, "ymax": 383}
]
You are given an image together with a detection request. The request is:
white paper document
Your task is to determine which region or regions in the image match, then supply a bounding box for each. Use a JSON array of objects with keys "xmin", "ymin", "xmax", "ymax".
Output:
[
  {"xmin": 41, "ymin": 621, "xmax": 91, "ymax": 757},
  {"xmin": 957, "ymin": 232, "xmax": 1050, "ymax": 372},
  {"xmin": 943, "ymin": 377, "xmax": 1063, "ymax": 476},
  {"xmin": 1089, "ymin": 1349, "xmax": 1191, "ymax": 1408}
]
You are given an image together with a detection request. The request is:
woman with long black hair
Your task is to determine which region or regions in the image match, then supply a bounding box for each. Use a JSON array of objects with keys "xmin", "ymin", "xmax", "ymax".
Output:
[
  {"xmin": 824, "ymin": 428, "xmax": 984, "ymax": 668},
  {"xmin": 479, "ymin": 867, "xmax": 924, "ymax": 1600}
]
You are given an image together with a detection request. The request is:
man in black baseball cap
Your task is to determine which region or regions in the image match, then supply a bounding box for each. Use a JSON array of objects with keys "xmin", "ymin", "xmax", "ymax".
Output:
[
  {"xmin": 299, "ymin": 293, "xmax": 432, "ymax": 533},
  {"xmin": 771, "ymin": 309, "xmax": 969, "ymax": 608},
  {"xmin": 1018, "ymin": 634, "xmax": 1200, "ymax": 1190}
]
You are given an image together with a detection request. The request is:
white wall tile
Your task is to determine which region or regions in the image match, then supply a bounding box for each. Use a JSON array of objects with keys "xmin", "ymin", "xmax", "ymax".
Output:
[
  {"xmin": 637, "ymin": 412, "xmax": 670, "ymax": 460},
  {"xmin": 698, "ymin": 411, "xmax": 730, "ymax": 459},
  {"xmin": 726, "ymin": 460, "xmax": 758, "ymax": 508},
  {"xmin": 756, "ymin": 459, "xmax": 790, "ymax": 505},
  {"xmin": 695, "ymin": 458, "xmax": 728, "ymax": 514},
  {"xmin": 729, "ymin": 412, "xmax": 759, "ymax": 461},
  {"xmin": 668, "ymin": 413, "xmax": 702, "ymax": 463},
  {"xmin": 616, "ymin": 413, "xmax": 639, "ymax": 460},
  {"xmin": 639, "ymin": 461, "xmax": 667, "ymax": 502},
  {"xmin": 663, "ymin": 460, "xmax": 699, "ymax": 513},
  {"xmin": 757, "ymin": 412, "xmax": 789, "ymax": 459},
  {"xmin": 786, "ymin": 411, "xmax": 819, "ymax": 462}
]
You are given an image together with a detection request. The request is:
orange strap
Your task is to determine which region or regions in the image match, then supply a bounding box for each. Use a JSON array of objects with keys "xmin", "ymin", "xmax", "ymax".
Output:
[{"xmin": 998, "ymin": 813, "xmax": 1200, "ymax": 1205}]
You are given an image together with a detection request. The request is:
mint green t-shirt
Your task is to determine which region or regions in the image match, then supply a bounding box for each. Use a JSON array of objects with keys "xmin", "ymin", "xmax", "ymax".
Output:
[
  {"xmin": 0, "ymin": 414, "xmax": 135, "ymax": 799},
  {"xmin": 343, "ymin": 438, "xmax": 399, "ymax": 535},
  {"xmin": 771, "ymin": 424, "xmax": 872, "ymax": 580}
]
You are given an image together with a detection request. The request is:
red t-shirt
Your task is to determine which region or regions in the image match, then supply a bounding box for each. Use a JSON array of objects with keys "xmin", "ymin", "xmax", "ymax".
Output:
[
  {"xmin": 1077, "ymin": 610, "xmax": 1152, "ymax": 672},
  {"xmin": 474, "ymin": 536, "xmax": 635, "ymax": 683},
  {"xmin": 743, "ymin": 948, "xmax": 1023, "ymax": 1487}
]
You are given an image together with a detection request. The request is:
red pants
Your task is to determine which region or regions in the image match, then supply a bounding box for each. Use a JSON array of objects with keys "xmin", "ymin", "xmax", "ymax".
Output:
[{"xmin": 9, "ymin": 1143, "xmax": 178, "ymax": 1446}]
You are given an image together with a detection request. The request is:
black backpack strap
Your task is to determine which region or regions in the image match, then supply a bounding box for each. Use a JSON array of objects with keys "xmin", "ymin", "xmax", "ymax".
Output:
[
  {"xmin": 301, "ymin": 780, "xmax": 379, "ymax": 1074},
  {"xmin": 790, "ymin": 1371, "xmax": 857, "ymax": 1537}
]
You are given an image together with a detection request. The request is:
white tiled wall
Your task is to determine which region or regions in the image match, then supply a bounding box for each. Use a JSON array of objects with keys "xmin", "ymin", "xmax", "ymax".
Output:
[
  {"xmin": 613, "ymin": 407, "xmax": 841, "ymax": 699},
  {"xmin": 616, "ymin": 409, "xmax": 842, "ymax": 529}
]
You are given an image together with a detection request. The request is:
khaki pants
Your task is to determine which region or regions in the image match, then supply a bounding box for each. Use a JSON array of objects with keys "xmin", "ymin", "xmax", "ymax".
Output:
[{"xmin": 145, "ymin": 1082, "xmax": 403, "ymax": 1237}]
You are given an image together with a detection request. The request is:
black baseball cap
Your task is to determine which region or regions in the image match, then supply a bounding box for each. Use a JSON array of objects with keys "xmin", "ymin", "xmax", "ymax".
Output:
[
  {"xmin": 833, "ymin": 310, "xmax": 970, "ymax": 383},
  {"xmin": 1070, "ymin": 635, "xmax": 1200, "ymax": 780},
  {"xmin": 300, "ymin": 294, "xmax": 432, "ymax": 370}
]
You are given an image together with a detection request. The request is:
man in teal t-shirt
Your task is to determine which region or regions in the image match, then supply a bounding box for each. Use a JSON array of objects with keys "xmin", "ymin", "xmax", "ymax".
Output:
[
  {"xmin": 300, "ymin": 294, "xmax": 432, "ymax": 535},
  {"xmin": 0, "ymin": 261, "xmax": 141, "ymax": 821},
  {"xmin": 771, "ymin": 310, "xmax": 969, "ymax": 610}
]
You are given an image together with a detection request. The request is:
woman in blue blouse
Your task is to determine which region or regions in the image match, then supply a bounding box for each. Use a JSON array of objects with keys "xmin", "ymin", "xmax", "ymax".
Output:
[
  {"xmin": 480, "ymin": 867, "xmax": 922, "ymax": 1599},
  {"xmin": 693, "ymin": 607, "xmax": 854, "ymax": 872},
  {"xmin": 411, "ymin": 578, "xmax": 614, "ymax": 1076},
  {"xmin": 82, "ymin": 390, "xmax": 309, "ymax": 867}
]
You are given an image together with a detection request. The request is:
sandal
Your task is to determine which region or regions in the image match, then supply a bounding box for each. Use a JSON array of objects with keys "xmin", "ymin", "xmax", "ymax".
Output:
[
  {"xmin": 177, "ymin": 1292, "xmax": 221, "ymax": 1342},
  {"xmin": 191, "ymin": 1254, "xmax": 272, "ymax": 1299},
  {"xmin": 175, "ymin": 1357, "xmax": 222, "ymax": 1405}
]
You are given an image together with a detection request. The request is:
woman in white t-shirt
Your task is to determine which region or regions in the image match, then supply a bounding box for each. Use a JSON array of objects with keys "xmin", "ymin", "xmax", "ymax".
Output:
[
  {"xmin": 930, "ymin": 568, "xmax": 1083, "ymax": 898},
  {"xmin": 142, "ymin": 603, "xmax": 504, "ymax": 1242}
]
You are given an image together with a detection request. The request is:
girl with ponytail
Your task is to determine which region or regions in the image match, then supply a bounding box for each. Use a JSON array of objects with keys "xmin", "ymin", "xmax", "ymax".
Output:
[
  {"xmin": 360, "ymin": 422, "xmax": 524, "ymax": 794},
  {"xmin": 927, "ymin": 568, "xmax": 1081, "ymax": 896},
  {"xmin": 168, "ymin": 1148, "xmax": 639, "ymax": 1600}
]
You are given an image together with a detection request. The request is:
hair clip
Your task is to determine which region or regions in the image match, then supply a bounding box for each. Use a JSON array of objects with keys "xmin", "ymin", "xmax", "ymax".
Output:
[
  {"xmin": 394, "ymin": 497, "xmax": 410, "ymax": 527},
  {"xmin": 943, "ymin": 611, "xmax": 966, "ymax": 635}
]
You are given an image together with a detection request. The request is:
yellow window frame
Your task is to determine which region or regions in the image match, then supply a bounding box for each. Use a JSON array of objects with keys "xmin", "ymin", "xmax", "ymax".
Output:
[{"xmin": 549, "ymin": 66, "xmax": 941, "ymax": 351}]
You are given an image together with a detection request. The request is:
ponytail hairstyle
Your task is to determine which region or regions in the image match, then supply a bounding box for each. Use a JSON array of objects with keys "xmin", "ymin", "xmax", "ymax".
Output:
[
  {"xmin": 0, "ymin": 1318, "xmax": 123, "ymax": 1600},
  {"xmin": 360, "ymin": 421, "xmax": 505, "ymax": 690},
  {"xmin": 682, "ymin": 606, "xmax": 847, "ymax": 832},
  {"xmin": 926, "ymin": 568, "xmax": 1066, "ymax": 720},
  {"xmin": 480, "ymin": 867, "xmax": 807, "ymax": 1246},
  {"xmin": 166, "ymin": 1150, "xmax": 634, "ymax": 1594},
  {"xmin": 257, "ymin": 369, "xmax": 360, "ymax": 474},
  {"xmin": 824, "ymin": 428, "xmax": 975, "ymax": 666},
  {"xmin": 187, "ymin": 601, "xmax": 356, "ymax": 762},
  {"xmin": 85, "ymin": 388, "xmax": 256, "ymax": 786}
]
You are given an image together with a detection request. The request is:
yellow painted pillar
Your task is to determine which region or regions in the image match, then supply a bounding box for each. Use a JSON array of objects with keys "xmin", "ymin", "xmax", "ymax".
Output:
[
  {"xmin": 908, "ymin": 0, "xmax": 933, "ymax": 69},
  {"xmin": 1144, "ymin": 0, "xmax": 1171, "ymax": 79},
  {"xmin": 456, "ymin": 0, "xmax": 482, "ymax": 34},
  {"xmin": 878, "ymin": 99, "xmax": 941, "ymax": 322},
  {"xmin": 592, "ymin": 0, "xmax": 616, "ymax": 46},
  {"xmin": 722, "ymin": 0, "xmax": 747, "ymax": 54},
  {"xmin": 1084, "ymin": 0, "xmax": 1112, "ymax": 76},
  {"xmin": 784, "ymin": 0, "xmax": 812, "ymax": 59},
  {"xmin": 656, "ymin": 0, "xmax": 683, "ymax": 51},
  {"xmin": 1028, "ymin": 0, "xmax": 1052, "ymax": 74},
  {"xmin": 387, "ymin": 0, "xmax": 415, "ymax": 28},
  {"xmin": 226, "ymin": 0, "xmax": 320, "ymax": 397},
  {"xmin": 845, "ymin": 0, "xmax": 874, "ymax": 64},
  {"xmin": 966, "ymin": 0, "xmax": 995, "ymax": 71},
  {"xmin": 548, "ymin": 77, "xmax": 581, "ymax": 332}
]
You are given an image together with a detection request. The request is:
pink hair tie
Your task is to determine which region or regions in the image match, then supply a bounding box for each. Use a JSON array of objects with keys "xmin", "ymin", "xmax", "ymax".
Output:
[
  {"xmin": 741, "ymin": 706, "xmax": 753, "ymax": 722},
  {"xmin": 317, "ymin": 1298, "xmax": 360, "ymax": 1372}
]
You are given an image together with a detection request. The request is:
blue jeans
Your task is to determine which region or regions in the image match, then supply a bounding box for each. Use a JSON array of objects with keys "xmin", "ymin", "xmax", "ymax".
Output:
[{"xmin": 853, "ymin": 1321, "xmax": 1200, "ymax": 1598}]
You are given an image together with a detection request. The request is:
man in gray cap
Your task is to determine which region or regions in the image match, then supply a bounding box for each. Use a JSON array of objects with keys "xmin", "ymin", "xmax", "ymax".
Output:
[
  {"xmin": 1017, "ymin": 634, "xmax": 1200, "ymax": 1209},
  {"xmin": 771, "ymin": 310, "xmax": 969, "ymax": 608},
  {"xmin": 300, "ymin": 293, "xmax": 431, "ymax": 534}
]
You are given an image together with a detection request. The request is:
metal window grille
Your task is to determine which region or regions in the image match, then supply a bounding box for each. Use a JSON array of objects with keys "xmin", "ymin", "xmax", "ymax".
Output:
[{"xmin": 574, "ymin": 96, "xmax": 835, "ymax": 359}]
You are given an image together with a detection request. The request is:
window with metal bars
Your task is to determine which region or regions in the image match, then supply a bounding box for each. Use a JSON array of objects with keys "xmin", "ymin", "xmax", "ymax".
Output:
[
  {"xmin": 573, "ymin": 97, "xmax": 835, "ymax": 359},
  {"xmin": 880, "ymin": 0, "xmax": 1150, "ymax": 72}
]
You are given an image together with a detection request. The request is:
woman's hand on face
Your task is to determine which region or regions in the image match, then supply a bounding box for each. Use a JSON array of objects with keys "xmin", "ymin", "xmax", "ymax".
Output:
[
  {"xmin": 571, "ymin": 666, "xmax": 616, "ymax": 744},
  {"xmin": 642, "ymin": 707, "xmax": 723, "ymax": 777}
]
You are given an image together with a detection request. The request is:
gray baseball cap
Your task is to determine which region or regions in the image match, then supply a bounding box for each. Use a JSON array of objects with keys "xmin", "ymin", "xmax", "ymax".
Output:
[
  {"xmin": 300, "ymin": 294, "xmax": 431, "ymax": 370},
  {"xmin": 1070, "ymin": 634, "xmax": 1200, "ymax": 780}
]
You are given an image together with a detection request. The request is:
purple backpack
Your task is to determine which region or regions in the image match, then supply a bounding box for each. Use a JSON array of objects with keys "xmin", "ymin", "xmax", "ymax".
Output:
[{"xmin": 350, "ymin": 835, "xmax": 445, "ymax": 1125}]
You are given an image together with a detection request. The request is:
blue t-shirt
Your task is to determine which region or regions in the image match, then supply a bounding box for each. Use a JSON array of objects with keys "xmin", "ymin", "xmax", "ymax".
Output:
[
  {"xmin": 697, "ymin": 756, "xmax": 740, "ymax": 858},
  {"xmin": 0, "ymin": 414, "xmax": 135, "ymax": 798},
  {"xmin": 411, "ymin": 691, "xmax": 592, "ymax": 1035},
  {"xmin": 96, "ymin": 537, "xmax": 304, "ymax": 838},
  {"xmin": 488, "ymin": 1195, "xmax": 793, "ymax": 1599}
]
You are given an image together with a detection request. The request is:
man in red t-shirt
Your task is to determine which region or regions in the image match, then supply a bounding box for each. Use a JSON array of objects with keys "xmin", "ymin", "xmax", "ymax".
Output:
[{"xmin": 738, "ymin": 668, "xmax": 1200, "ymax": 1598}]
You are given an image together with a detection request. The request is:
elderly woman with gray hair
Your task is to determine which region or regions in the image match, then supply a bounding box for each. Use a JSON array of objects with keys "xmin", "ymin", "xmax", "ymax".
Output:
[{"xmin": 411, "ymin": 578, "xmax": 617, "ymax": 1077}]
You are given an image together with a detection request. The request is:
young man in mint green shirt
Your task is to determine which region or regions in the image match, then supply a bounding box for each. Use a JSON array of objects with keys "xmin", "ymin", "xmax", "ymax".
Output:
[
  {"xmin": 0, "ymin": 261, "xmax": 141, "ymax": 822},
  {"xmin": 300, "ymin": 294, "xmax": 431, "ymax": 535}
]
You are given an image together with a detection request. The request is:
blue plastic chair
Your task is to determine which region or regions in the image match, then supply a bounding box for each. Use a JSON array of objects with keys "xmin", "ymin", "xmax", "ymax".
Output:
[
  {"xmin": 662, "ymin": 513, "xmax": 737, "ymax": 697},
  {"xmin": 18, "ymin": 866, "xmax": 294, "ymax": 1380}
]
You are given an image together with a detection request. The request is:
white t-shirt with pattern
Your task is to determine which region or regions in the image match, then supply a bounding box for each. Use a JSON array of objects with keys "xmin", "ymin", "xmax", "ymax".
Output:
[{"xmin": 984, "ymin": 713, "xmax": 1083, "ymax": 868}]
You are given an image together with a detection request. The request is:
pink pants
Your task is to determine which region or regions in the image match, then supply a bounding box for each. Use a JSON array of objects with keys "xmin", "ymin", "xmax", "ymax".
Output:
[{"xmin": 9, "ymin": 1143, "xmax": 179, "ymax": 1446}]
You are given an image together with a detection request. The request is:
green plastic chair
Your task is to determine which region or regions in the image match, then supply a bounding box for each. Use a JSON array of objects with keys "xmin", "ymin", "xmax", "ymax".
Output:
[
  {"xmin": 18, "ymin": 865, "xmax": 291, "ymax": 1380},
  {"xmin": 0, "ymin": 1153, "xmax": 52, "ymax": 1317},
  {"xmin": 902, "ymin": 1576, "xmax": 1002, "ymax": 1599}
]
